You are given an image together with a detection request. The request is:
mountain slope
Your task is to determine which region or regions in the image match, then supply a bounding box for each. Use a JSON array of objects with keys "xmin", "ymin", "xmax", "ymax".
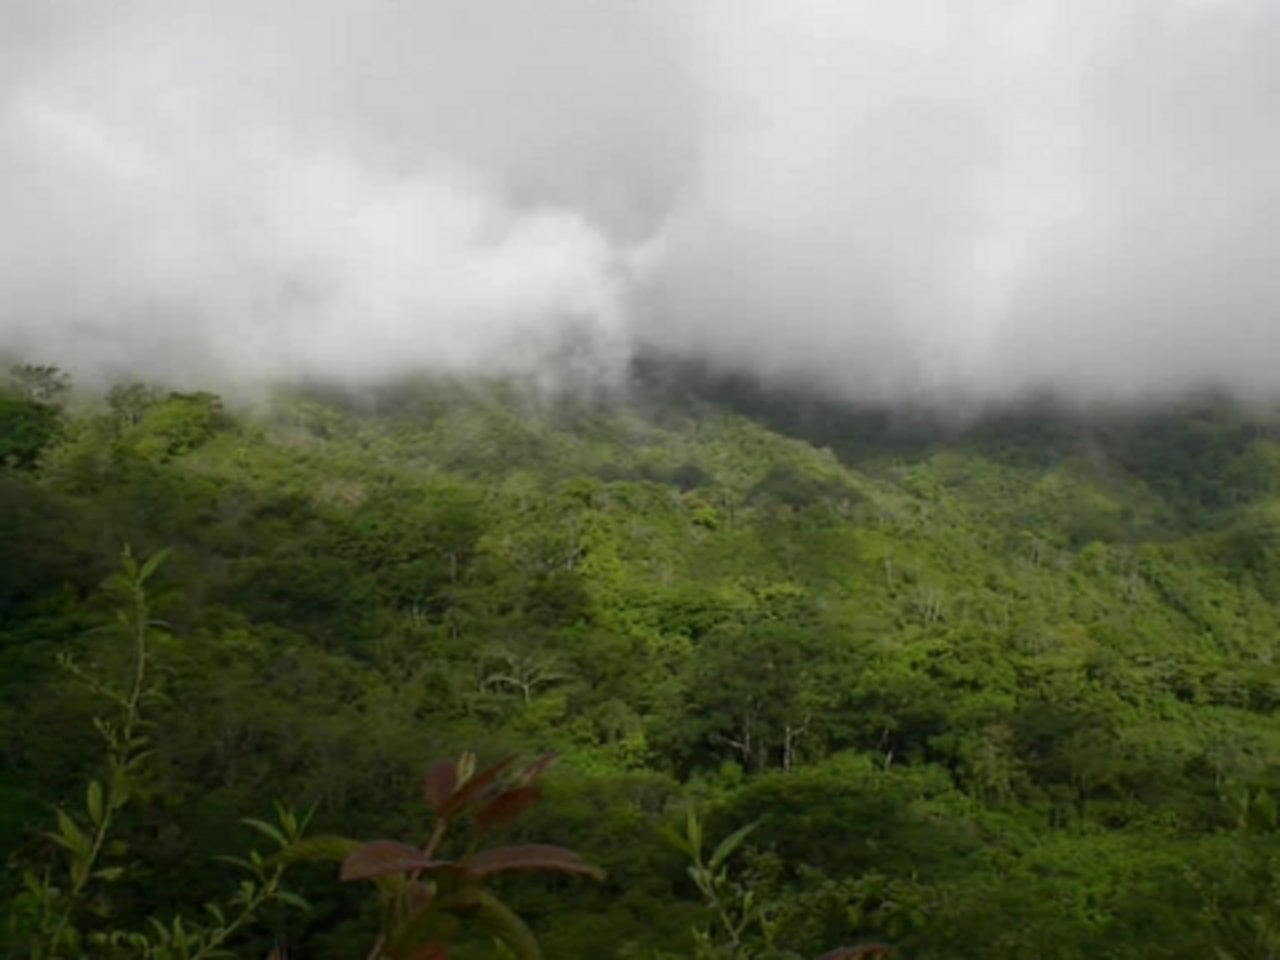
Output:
[{"xmin": 3, "ymin": 369, "xmax": 1280, "ymax": 958}]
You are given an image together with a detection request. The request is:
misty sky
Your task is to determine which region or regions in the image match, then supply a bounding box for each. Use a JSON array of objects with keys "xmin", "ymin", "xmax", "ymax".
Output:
[{"xmin": 1, "ymin": 0, "xmax": 1278, "ymax": 402}]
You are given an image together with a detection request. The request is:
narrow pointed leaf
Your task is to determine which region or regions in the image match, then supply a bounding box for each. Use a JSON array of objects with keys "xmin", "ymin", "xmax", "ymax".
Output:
[
  {"xmin": 242, "ymin": 817, "xmax": 288, "ymax": 848},
  {"xmin": 708, "ymin": 820, "xmax": 760, "ymax": 871},
  {"xmin": 656, "ymin": 824, "xmax": 693, "ymax": 856},
  {"xmin": 468, "ymin": 890, "xmax": 544, "ymax": 960},
  {"xmin": 138, "ymin": 548, "xmax": 172, "ymax": 583},
  {"xmin": 341, "ymin": 840, "xmax": 445, "ymax": 881},
  {"xmin": 476, "ymin": 786, "xmax": 542, "ymax": 831},
  {"xmin": 464, "ymin": 845, "xmax": 605, "ymax": 881},
  {"xmin": 517, "ymin": 753, "xmax": 557, "ymax": 786},
  {"xmin": 275, "ymin": 890, "xmax": 310, "ymax": 911},
  {"xmin": 109, "ymin": 765, "xmax": 130, "ymax": 810},
  {"xmin": 52, "ymin": 809, "xmax": 90, "ymax": 856},
  {"xmin": 86, "ymin": 781, "xmax": 105, "ymax": 827},
  {"xmin": 270, "ymin": 834, "xmax": 361, "ymax": 866},
  {"xmin": 686, "ymin": 809, "xmax": 703, "ymax": 859}
]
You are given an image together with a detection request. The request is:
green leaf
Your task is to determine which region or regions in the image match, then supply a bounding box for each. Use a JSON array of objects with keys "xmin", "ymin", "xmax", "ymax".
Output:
[
  {"xmin": 657, "ymin": 824, "xmax": 693, "ymax": 857},
  {"xmin": 108, "ymin": 765, "xmax": 131, "ymax": 811},
  {"xmin": 708, "ymin": 820, "xmax": 760, "ymax": 872},
  {"xmin": 138, "ymin": 547, "xmax": 172, "ymax": 584},
  {"xmin": 273, "ymin": 801, "xmax": 310, "ymax": 841},
  {"xmin": 275, "ymin": 890, "xmax": 310, "ymax": 912},
  {"xmin": 21, "ymin": 870, "xmax": 45, "ymax": 897},
  {"xmin": 242, "ymin": 817, "xmax": 288, "ymax": 848},
  {"xmin": 51, "ymin": 809, "xmax": 91, "ymax": 857},
  {"xmin": 467, "ymin": 889, "xmax": 544, "ymax": 960},
  {"xmin": 270, "ymin": 834, "xmax": 361, "ymax": 866},
  {"xmin": 686, "ymin": 809, "xmax": 703, "ymax": 861},
  {"xmin": 86, "ymin": 781, "xmax": 105, "ymax": 827}
]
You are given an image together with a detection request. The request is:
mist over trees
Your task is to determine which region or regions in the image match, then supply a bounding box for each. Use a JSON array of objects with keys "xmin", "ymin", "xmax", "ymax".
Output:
[
  {"xmin": 5, "ymin": 1, "xmax": 1280, "ymax": 955},
  {"xmin": 4, "ymin": 0, "xmax": 1280, "ymax": 402}
]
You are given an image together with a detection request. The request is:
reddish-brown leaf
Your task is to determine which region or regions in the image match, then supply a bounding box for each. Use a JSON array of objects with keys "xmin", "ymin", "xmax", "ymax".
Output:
[
  {"xmin": 422, "ymin": 761, "xmax": 458, "ymax": 816},
  {"xmin": 816, "ymin": 946, "xmax": 893, "ymax": 960},
  {"xmin": 463, "ymin": 844, "xmax": 605, "ymax": 881},
  {"xmin": 475, "ymin": 785, "xmax": 542, "ymax": 831},
  {"xmin": 340, "ymin": 841, "xmax": 444, "ymax": 881},
  {"xmin": 444, "ymin": 756, "xmax": 517, "ymax": 816},
  {"xmin": 405, "ymin": 945, "xmax": 448, "ymax": 960}
]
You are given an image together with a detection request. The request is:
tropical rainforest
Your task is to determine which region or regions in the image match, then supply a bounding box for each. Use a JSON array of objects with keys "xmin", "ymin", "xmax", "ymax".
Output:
[{"xmin": 4, "ymin": 358, "xmax": 1280, "ymax": 959}]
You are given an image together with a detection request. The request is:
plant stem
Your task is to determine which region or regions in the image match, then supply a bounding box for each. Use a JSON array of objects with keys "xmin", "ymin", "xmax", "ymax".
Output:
[
  {"xmin": 189, "ymin": 868, "xmax": 283, "ymax": 960},
  {"xmin": 47, "ymin": 556, "xmax": 155, "ymax": 954}
]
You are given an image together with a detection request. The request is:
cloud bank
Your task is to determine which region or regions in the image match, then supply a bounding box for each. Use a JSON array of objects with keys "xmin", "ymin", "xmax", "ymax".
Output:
[{"xmin": 1, "ymin": 0, "xmax": 1278, "ymax": 402}]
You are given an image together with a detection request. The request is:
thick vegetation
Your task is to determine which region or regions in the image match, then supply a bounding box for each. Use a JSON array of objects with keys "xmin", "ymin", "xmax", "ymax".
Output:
[{"xmin": 4, "ymin": 361, "xmax": 1280, "ymax": 958}]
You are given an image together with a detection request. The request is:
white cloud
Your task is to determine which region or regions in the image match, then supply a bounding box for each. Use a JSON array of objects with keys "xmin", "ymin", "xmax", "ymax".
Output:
[{"xmin": 2, "ymin": 0, "xmax": 1278, "ymax": 402}]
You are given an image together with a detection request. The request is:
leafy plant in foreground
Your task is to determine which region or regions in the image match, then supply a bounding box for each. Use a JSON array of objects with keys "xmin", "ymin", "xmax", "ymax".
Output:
[
  {"xmin": 661, "ymin": 811, "xmax": 890, "ymax": 960},
  {"xmin": 4, "ymin": 547, "xmax": 310, "ymax": 960},
  {"xmin": 285, "ymin": 752, "xmax": 605, "ymax": 959}
]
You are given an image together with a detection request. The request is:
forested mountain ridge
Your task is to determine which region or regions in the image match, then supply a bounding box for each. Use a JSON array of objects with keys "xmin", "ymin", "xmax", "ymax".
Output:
[{"xmin": 4, "ymin": 363, "xmax": 1280, "ymax": 958}]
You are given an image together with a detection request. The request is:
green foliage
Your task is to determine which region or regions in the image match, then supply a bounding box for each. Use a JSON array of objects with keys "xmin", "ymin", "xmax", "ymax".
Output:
[
  {"xmin": 0, "ymin": 396, "xmax": 62, "ymax": 470},
  {"xmin": 131, "ymin": 392, "xmax": 230, "ymax": 460},
  {"xmin": 4, "ymin": 548, "xmax": 309, "ymax": 960},
  {"xmin": 0, "ymin": 366, "xmax": 67, "ymax": 474},
  {"xmin": 105, "ymin": 383, "xmax": 160, "ymax": 429},
  {"xmin": 4, "ymin": 370, "xmax": 1280, "ymax": 958},
  {"xmin": 659, "ymin": 811, "xmax": 885, "ymax": 960}
]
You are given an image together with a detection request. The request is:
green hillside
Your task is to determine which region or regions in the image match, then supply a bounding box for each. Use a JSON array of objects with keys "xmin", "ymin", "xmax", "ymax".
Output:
[{"xmin": 4, "ymin": 364, "xmax": 1280, "ymax": 958}]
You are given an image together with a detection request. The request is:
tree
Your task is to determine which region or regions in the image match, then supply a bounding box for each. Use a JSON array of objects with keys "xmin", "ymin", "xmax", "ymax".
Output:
[
  {"xmin": 133, "ymin": 392, "xmax": 229, "ymax": 460},
  {"xmin": 674, "ymin": 622, "xmax": 847, "ymax": 772},
  {"xmin": 7, "ymin": 365, "xmax": 70, "ymax": 405},
  {"xmin": 105, "ymin": 382, "xmax": 160, "ymax": 428},
  {"xmin": 0, "ymin": 394, "xmax": 62, "ymax": 469}
]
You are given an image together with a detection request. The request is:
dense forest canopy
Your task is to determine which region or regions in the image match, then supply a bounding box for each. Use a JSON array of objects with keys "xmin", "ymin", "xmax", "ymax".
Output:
[{"xmin": 4, "ymin": 359, "xmax": 1280, "ymax": 958}]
